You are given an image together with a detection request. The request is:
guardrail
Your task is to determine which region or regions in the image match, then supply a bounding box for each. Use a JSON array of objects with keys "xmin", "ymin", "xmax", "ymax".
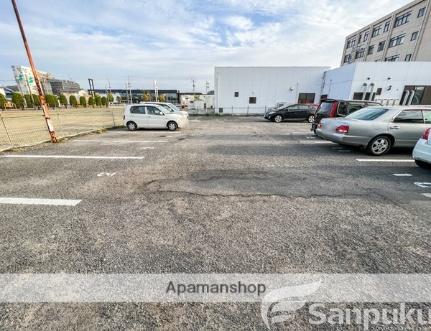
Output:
[{"xmin": 0, "ymin": 108, "xmax": 124, "ymax": 152}]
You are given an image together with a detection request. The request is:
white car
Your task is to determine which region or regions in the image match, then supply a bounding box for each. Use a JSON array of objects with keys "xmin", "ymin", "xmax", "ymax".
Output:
[
  {"xmin": 124, "ymin": 104, "xmax": 188, "ymax": 131},
  {"xmin": 140, "ymin": 102, "xmax": 188, "ymax": 117},
  {"xmin": 413, "ymin": 128, "xmax": 431, "ymax": 169}
]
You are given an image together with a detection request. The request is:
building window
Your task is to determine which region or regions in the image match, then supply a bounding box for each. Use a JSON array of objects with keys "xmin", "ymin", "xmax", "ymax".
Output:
[
  {"xmin": 394, "ymin": 12, "xmax": 411, "ymax": 28},
  {"xmin": 405, "ymin": 54, "xmax": 413, "ymax": 61},
  {"xmin": 234, "ymin": 92, "xmax": 239, "ymax": 97},
  {"xmin": 249, "ymin": 97, "xmax": 256, "ymax": 104},
  {"xmin": 346, "ymin": 39, "xmax": 356, "ymax": 49},
  {"xmin": 377, "ymin": 41, "xmax": 386, "ymax": 52},
  {"xmin": 376, "ymin": 88, "xmax": 383, "ymax": 96},
  {"xmin": 372, "ymin": 25, "xmax": 382, "ymax": 37},
  {"xmin": 355, "ymin": 48, "xmax": 365, "ymax": 59},
  {"xmin": 353, "ymin": 92, "xmax": 364, "ymax": 100},
  {"xmin": 368, "ymin": 45, "xmax": 375, "ymax": 55},
  {"xmin": 344, "ymin": 54, "xmax": 352, "ymax": 63},
  {"xmin": 363, "ymin": 32, "xmax": 369, "ymax": 42},
  {"xmin": 411, "ymin": 31, "xmax": 419, "ymax": 41},
  {"xmin": 389, "ymin": 34, "xmax": 405, "ymax": 48},
  {"xmin": 358, "ymin": 34, "xmax": 362, "ymax": 43},
  {"xmin": 418, "ymin": 7, "xmax": 426, "ymax": 18},
  {"xmin": 383, "ymin": 21, "xmax": 391, "ymax": 32},
  {"xmin": 385, "ymin": 55, "xmax": 400, "ymax": 62},
  {"xmin": 298, "ymin": 93, "xmax": 316, "ymax": 104}
]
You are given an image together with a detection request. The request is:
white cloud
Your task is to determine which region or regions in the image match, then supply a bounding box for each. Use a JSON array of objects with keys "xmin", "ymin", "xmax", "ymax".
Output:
[
  {"xmin": 224, "ymin": 16, "xmax": 254, "ymax": 30},
  {"xmin": 0, "ymin": 0, "xmax": 409, "ymax": 91}
]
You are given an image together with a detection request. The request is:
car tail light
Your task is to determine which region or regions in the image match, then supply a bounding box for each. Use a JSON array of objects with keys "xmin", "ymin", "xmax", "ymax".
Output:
[
  {"xmin": 318, "ymin": 122, "xmax": 323, "ymax": 128},
  {"xmin": 336, "ymin": 125, "xmax": 349, "ymax": 134},
  {"xmin": 422, "ymin": 128, "xmax": 430, "ymax": 140}
]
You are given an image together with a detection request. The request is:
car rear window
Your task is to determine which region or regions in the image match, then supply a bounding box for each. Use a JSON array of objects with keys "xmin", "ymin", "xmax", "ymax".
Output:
[
  {"xmin": 346, "ymin": 107, "xmax": 389, "ymax": 120},
  {"xmin": 317, "ymin": 101, "xmax": 335, "ymax": 115}
]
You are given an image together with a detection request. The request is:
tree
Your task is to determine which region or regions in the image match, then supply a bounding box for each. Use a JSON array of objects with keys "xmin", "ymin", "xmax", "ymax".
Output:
[
  {"xmin": 79, "ymin": 96, "xmax": 87, "ymax": 107},
  {"xmin": 24, "ymin": 94, "xmax": 34, "ymax": 108},
  {"xmin": 88, "ymin": 96, "xmax": 94, "ymax": 107},
  {"xmin": 95, "ymin": 94, "xmax": 102, "ymax": 107},
  {"xmin": 59, "ymin": 94, "xmax": 68, "ymax": 107},
  {"xmin": 101, "ymin": 96, "xmax": 107, "ymax": 106},
  {"xmin": 0, "ymin": 94, "xmax": 7, "ymax": 110},
  {"xmin": 32, "ymin": 94, "xmax": 41, "ymax": 108},
  {"xmin": 143, "ymin": 91, "xmax": 151, "ymax": 102},
  {"xmin": 69, "ymin": 95, "xmax": 78, "ymax": 107},
  {"xmin": 45, "ymin": 94, "xmax": 58, "ymax": 108},
  {"xmin": 159, "ymin": 94, "xmax": 166, "ymax": 102},
  {"xmin": 12, "ymin": 92, "xmax": 25, "ymax": 109},
  {"xmin": 107, "ymin": 93, "xmax": 114, "ymax": 103}
]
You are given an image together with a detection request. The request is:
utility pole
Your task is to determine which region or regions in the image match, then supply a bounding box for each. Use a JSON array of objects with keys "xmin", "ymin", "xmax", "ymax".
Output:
[
  {"xmin": 192, "ymin": 79, "xmax": 196, "ymax": 93},
  {"xmin": 11, "ymin": 0, "xmax": 57, "ymax": 143},
  {"xmin": 205, "ymin": 81, "xmax": 210, "ymax": 94}
]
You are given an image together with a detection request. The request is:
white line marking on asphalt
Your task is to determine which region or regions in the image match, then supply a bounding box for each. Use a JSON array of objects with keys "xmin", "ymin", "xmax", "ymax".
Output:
[
  {"xmin": 75, "ymin": 140, "xmax": 167, "ymax": 143},
  {"xmin": 0, "ymin": 198, "xmax": 81, "ymax": 206},
  {"xmin": 97, "ymin": 172, "xmax": 117, "ymax": 177},
  {"xmin": 305, "ymin": 136, "xmax": 316, "ymax": 140},
  {"xmin": 393, "ymin": 174, "xmax": 413, "ymax": 177},
  {"xmin": 414, "ymin": 182, "xmax": 431, "ymax": 188},
  {"xmin": 356, "ymin": 159, "xmax": 415, "ymax": 163},
  {"xmin": 3, "ymin": 155, "xmax": 145, "ymax": 160},
  {"xmin": 423, "ymin": 193, "xmax": 431, "ymax": 198},
  {"xmin": 299, "ymin": 140, "xmax": 334, "ymax": 144}
]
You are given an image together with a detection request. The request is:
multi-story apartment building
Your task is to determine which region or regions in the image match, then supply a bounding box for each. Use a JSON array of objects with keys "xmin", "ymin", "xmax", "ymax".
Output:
[{"xmin": 341, "ymin": 0, "xmax": 431, "ymax": 65}]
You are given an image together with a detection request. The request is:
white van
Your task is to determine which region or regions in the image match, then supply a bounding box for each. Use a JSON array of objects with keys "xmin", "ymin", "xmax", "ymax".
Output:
[{"xmin": 123, "ymin": 104, "xmax": 189, "ymax": 131}]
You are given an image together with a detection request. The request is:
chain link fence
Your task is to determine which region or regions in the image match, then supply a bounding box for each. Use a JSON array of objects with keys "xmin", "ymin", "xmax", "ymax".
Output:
[
  {"xmin": 188, "ymin": 106, "xmax": 270, "ymax": 116},
  {"xmin": 0, "ymin": 107, "xmax": 124, "ymax": 151}
]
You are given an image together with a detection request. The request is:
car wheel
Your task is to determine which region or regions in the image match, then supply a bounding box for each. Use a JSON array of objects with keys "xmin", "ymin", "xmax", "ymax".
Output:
[
  {"xmin": 274, "ymin": 115, "xmax": 283, "ymax": 123},
  {"xmin": 167, "ymin": 121, "xmax": 178, "ymax": 131},
  {"xmin": 307, "ymin": 115, "xmax": 315, "ymax": 123},
  {"xmin": 127, "ymin": 121, "xmax": 137, "ymax": 131},
  {"xmin": 415, "ymin": 160, "xmax": 431, "ymax": 169},
  {"xmin": 367, "ymin": 135, "xmax": 392, "ymax": 156}
]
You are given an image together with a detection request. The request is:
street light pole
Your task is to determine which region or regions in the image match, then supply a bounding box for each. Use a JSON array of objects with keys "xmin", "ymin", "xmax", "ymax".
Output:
[{"xmin": 11, "ymin": 0, "xmax": 57, "ymax": 143}]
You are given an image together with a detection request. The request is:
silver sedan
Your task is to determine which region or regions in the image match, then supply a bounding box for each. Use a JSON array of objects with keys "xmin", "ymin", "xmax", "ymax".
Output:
[{"xmin": 316, "ymin": 106, "xmax": 431, "ymax": 155}]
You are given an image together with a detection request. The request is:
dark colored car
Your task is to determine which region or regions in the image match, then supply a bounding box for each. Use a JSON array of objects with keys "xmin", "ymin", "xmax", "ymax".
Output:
[
  {"xmin": 311, "ymin": 99, "xmax": 381, "ymax": 131},
  {"xmin": 264, "ymin": 104, "xmax": 318, "ymax": 123}
]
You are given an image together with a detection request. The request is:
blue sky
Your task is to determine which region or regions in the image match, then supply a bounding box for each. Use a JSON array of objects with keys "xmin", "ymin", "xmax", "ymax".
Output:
[{"xmin": 0, "ymin": 0, "xmax": 408, "ymax": 91}]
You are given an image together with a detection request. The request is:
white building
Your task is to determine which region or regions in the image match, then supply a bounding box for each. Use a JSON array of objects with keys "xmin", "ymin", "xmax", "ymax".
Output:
[
  {"xmin": 323, "ymin": 61, "xmax": 431, "ymax": 105},
  {"xmin": 214, "ymin": 66, "xmax": 330, "ymax": 114}
]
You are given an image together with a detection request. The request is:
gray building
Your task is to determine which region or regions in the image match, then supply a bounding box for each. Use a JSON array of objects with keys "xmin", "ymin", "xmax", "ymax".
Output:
[
  {"xmin": 49, "ymin": 79, "xmax": 81, "ymax": 95},
  {"xmin": 341, "ymin": 0, "xmax": 431, "ymax": 65}
]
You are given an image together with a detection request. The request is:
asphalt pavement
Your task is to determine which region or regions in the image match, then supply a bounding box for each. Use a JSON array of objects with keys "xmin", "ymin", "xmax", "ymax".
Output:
[{"xmin": 0, "ymin": 116, "xmax": 430, "ymax": 330}]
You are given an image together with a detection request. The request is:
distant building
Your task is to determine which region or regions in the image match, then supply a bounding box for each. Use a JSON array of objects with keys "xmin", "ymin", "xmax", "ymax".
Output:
[
  {"xmin": 214, "ymin": 66, "xmax": 330, "ymax": 114},
  {"xmin": 341, "ymin": 0, "xmax": 431, "ymax": 65},
  {"xmin": 92, "ymin": 89, "xmax": 180, "ymax": 104},
  {"xmin": 49, "ymin": 79, "xmax": 81, "ymax": 95},
  {"xmin": 11, "ymin": 65, "xmax": 53, "ymax": 95},
  {"xmin": 323, "ymin": 62, "xmax": 431, "ymax": 105}
]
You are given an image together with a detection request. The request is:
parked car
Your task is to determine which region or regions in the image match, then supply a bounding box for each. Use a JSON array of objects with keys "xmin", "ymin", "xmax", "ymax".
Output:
[
  {"xmin": 316, "ymin": 106, "xmax": 431, "ymax": 155},
  {"xmin": 311, "ymin": 99, "xmax": 381, "ymax": 131},
  {"xmin": 141, "ymin": 102, "xmax": 188, "ymax": 117},
  {"xmin": 264, "ymin": 104, "xmax": 318, "ymax": 123},
  {"xmin": 413, "ymin": 128, "xmax": 431, "ymax": 169},
  {"xmin": 124, "ymin": 104, "xmax": 189, "ymax": 131}
]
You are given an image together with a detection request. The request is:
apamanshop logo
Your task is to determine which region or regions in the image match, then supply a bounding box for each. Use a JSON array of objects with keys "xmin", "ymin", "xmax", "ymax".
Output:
[{"xmin": 261, "ymin": 280, "xmax": 322, "ymax": 329}]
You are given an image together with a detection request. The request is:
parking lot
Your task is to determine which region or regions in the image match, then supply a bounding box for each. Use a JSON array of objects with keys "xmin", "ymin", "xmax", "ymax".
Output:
[{"xmin": 0, "ymin": 116, "xmax": 430, "ymax": 329}]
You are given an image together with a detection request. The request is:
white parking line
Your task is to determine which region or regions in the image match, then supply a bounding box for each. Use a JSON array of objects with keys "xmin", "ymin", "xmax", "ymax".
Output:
[
  {"xmin": 356, "ymin": 159, "xmax": 415, "ymax": 163},
  {"xmin": 393, "ymin": 174, "xmax": 413, "ymax": 177},
  {"xmin": 3, "ymin": 155, "xmax": 145, "ymax": 160},
  {"xmin": 414, "ymin": 182, "xmax": 431, "ymax": 188},
  {"xmin": 0, "ymin": 197, "xmax": 81, "ymax": 206},
  {"xmin": 423, "ymin": 193, "xmax": 431, "ymax": 198},
  {"xmin": 75, "ymin": 140, "xmax": 167, "ymax": 143},
  {"xmin": 299, "ymin": 140, "xmax": 334, "ymax": 144}
]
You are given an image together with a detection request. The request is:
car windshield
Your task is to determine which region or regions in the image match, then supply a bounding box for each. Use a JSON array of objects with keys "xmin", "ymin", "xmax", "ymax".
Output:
[
  {"xmin": 160, "ymin": 104, "xmax": 174, "ymax": 112},
  {"xmin": 317, "ymin": 101, "xmax": 334, "ymax": 115},
  {"xmin": 166, "ymin": 104, "xmax": 180, "ymax": 112},
  {"xmin": 346, "ymin": 107, "xmax": 389, "ymax": 120}
]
